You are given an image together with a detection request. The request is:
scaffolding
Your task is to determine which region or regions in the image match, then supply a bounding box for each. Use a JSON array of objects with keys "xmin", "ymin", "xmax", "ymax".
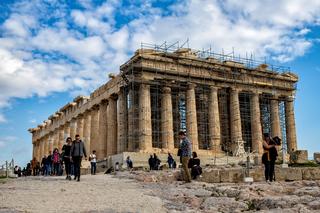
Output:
[{"xmin": 119, "ymin": 41, "xmax": 295, "ymax": 163}]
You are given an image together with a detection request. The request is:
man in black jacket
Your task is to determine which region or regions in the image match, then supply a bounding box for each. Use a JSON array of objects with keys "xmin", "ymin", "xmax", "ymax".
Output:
[{"xmin": 71, "ymin": 134, "xmax": 87, "ymax": 181}]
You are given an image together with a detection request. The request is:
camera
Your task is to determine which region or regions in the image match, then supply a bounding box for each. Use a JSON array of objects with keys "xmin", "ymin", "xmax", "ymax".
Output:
[{"xmin": 272, "ymin": 136, "xmax": 282, "ymax": 146}]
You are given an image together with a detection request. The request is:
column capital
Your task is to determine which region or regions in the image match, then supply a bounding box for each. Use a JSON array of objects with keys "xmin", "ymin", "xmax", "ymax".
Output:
[
  {"xmin": 286, "ymin": 95, "xmax": 295, "ymax": 102},
  {"xmin": 187, "ymin": 83, "xmax": 196, "ymax": 90},
  {"xmin": 162, "ymin": 86, "xmax": 171, "ymax": 94},
  {"xmin": 209, "ymin": 85, "xmax": 220, "ymax": 92}
]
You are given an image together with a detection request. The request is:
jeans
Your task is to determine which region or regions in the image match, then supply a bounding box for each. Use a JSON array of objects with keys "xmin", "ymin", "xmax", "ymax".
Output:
[
  {"xmin": 181, "ymin": 156, "xmax": 191, "ymax": 182},
  {"xmin": 264, "ymin": 160, "xmax": 275, "ymax": 181},
  {"xmin": 72, "ymin": 156, "xmax": 82, "ymax": 180},
  {"xmin": 45, "ymin": 164, "xmax": 51, "ymax": 176},
  {"xmin": 91, "ymin": 162, "xmax": 96, "ymax": 175},
  {"xmin": 64, "ymin": 157, "xmax": 71, "ymax": 176}
]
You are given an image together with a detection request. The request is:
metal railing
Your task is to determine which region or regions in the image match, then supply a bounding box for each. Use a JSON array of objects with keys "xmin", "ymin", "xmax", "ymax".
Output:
[{"xmin": 0, "ymin": 159, "xmax": 15, "ymax": 178}]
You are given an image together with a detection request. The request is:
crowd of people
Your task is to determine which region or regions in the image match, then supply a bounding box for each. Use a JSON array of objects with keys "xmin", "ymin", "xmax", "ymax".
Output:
[
  {"xmin": 18, "ymin": 134, "xmax": 91, "ymax": 181},
  {"xmin": 20, "ymin": 130, "xmax": 283, "ymax": 184}
]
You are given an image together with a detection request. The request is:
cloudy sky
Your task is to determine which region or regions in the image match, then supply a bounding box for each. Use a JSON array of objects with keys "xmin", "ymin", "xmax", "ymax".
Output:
[{"xmin": 0, "ymin": 0, "xmax": 320, "ymax": 166}]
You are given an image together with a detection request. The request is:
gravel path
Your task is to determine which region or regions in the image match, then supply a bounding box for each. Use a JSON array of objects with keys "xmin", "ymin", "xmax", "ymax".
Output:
[{"xmin": 0, "ymin": 174, "xmax": 166, "ymax": 213}]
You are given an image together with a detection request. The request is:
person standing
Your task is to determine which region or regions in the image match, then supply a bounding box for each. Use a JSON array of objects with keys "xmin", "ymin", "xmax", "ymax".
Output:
[
  {"xmin": 52, "ymin": 148, "xmax": 60, "ymax": 176},
  {"xmin": 45, "ymin": 151, "xmax": 53, "ymax": 176},
  {"xmin": 178, "ymin": 131, "xmax": 192, "ymax": 183},
  {"xmin": 126, "ymin": 156, "xmax": 133, "ymax": 170},
  {"xmin": 262, "ymin": 133, "xmax": 278, "ymax": 182},
  {"xmin": 62, "ymin": 137, "xmax": 72, "ymax": 180},
  {"xmin": 70, "ymin": 134, "xmax": 87, "ymax": 182},
  {"xmin": 148, "ymin": 155, "xmax": 155, "ymax": 170},
  {"xmin": 167, "ymin": 153, "xmax": 174, "ymax": 169},
  {"xmin": 89, "ymin": 150, "xmax": 97, "ymax": 175}
]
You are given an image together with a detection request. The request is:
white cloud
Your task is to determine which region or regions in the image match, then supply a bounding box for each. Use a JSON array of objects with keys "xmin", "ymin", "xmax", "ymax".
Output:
[
  {"xmin": 0, "ymin": 136, "xmax": 17, "ymax": 148},
  {"xmin": 0, "ymin": 114, "xmax": 7, "ymax": 123},
  {"xmin": 0, "ymin": 0, "xmax": 320, "ymax": 119}
]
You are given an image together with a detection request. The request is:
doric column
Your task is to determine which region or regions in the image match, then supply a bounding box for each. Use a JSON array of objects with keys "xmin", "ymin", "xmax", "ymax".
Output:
[
  {"xmin": 53, "ymin": 130, "xmax": 59, "ymax": 150},
  {"xmin": 98, "ymin": 101, "xmax": 108, "ymax": 159},
  {"xmin": 117, "ymin": 88, "xmax": 128, "ymax": 153},
  {"xmin": 90, "ymin": 105, "xmax": 100, "ymax": 157},
  {"xmin": 44, "ymin": 135, "xmax": 49, "ymax": 156},
  {"xmin": 83, "ymin": 110, "xmax": 91, "ymax": 154},
  {"xmin": 76, "ymin": 115, "xmax": 84, "ymax": 138},
  {"xmin": 161, "ymin": 86, "xmax": 174, "ymax": 151},
  {"xmin": 138, "ymin": 83, "xmax": 153, "ymax": 152},
  {"xmin": 208, "ymin": 86, "xmax": 221, "ymax": 151},
  {"xmin": 40, "ymin": 137, "xmax": 48, "ymax": 159},
  {"xmin": 127, "ymin": 88, "xmax": 135, "ymax": 151},
  {"xmin": 230, "ymin": 88, "xmax": 243, "ymax": 151},
  {"xmin": 271, "ymin": 95, "xmax": 282, "ymax": 138},
  {"xmin": 186, "ymin": 83, "xmax": 198, "ymax": 151},
  {"xmin": 286, "ymin": 96, "xmax": 297, "ymax": 152},
  {"xmin": 58, "ymin": 127, "xmax": 64, "ymax": 151},
  {"xmin": 107, "ymin": 96, "xmax": 117, "ymax": 155},
  {"xmin": 36, "ymin": 140, "xmax": 41, "ymax": 161},
  {"xmin": 64, "ymin": 122, "xmax": 71, "ymax": 138},
  {"xmin": 48, "ymin": 133, "xmax": 54, "ymax": 153},
  {"xmin": 70, "ymin": 119, "xmax": 77, "ymax": 139},
  {"xmin": 250, "ymin": 92, "xmax": 263, "ymax": 155}
]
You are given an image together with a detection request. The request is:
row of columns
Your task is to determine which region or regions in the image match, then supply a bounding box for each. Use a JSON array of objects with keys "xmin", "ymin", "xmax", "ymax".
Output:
[{"xmin": 33, "ymin": 83, "xmax": 298, "ymax": 161}]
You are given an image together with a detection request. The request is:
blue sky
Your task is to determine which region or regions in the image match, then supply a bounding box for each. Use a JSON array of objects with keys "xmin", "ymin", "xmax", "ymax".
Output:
[{"xmin": 0, "ymin": 0, "xmax": 320, "ymax": 167}]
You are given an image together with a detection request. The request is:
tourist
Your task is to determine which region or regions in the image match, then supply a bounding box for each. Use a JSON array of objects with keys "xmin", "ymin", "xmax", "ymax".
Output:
[
  {"xmin": 153, "ymin": 153, "xmax": 161, "ymax": 170},
  {"xmin": 167, "ymin": 153, "xmax": 174, "ymax": 169},
  {"xmin": 188, "ymin": 152, "xmax": 202, "ymax": 179},
  {"xmin": 126, "ymin": 156, "xmax": 133, "ymax": 169},
  {"xmin": 70, "ymin": 134, "xmax": 87, "ymax": 181},
  {"xmin": 262, "ymin": 133, "xmax": 278, "ymax": 182},
  {"xmin": 52, "ymin": 148, "xmax": 60, "ymax": 176},
  {"xmin": 148, "ymin": 155, "xmax": 155, "ymax": 170},
  {"xmin": 89, "ymin": 150, "xmax": 97, "ymax": 175},
  {"xmin": 178, "ymin": 131, "xmax": 192, "ymax": 183},
  {"xmin": 62, "ymin": 137, "xmax": 72, "ymax": 180},
  {"xmin": 41, "ymin": 155, "xmax": 46, "ymax": 175},
  {"xmin": 45, "ymin": 151, "xmax": 53, "ymax": 176},
  {"xmin": 31, "ymin": 157, "xmax": 37, "ymax": 176}
]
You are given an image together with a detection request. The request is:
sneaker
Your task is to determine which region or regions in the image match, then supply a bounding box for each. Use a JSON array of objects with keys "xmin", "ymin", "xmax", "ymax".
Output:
[{"xmin": 74, "ymin": 176, "xmax": 77, "ymax": 180}]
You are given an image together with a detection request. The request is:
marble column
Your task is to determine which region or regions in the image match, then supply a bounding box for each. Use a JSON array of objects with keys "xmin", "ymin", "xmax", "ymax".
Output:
[
  {"xmin": 250, "ymin": 92, "xmax": 263, "ymax": 155},
  {"xmin": 208, "ymin": 86, "xmax": 221, "ymax": 151},
  {"xmin": 48, "ymin": 133, "xmax": 54, "ymax": 153},
  {"xmin": 44, "ymin": 135, "xmax": 49, "ymax": 156},
  {"xmin": 64, "ymin": 122, "xmax": 71, "ymax": 139},
  {"xmin": 161, "ymin": 86, "xmax": 174, "ymax": 151},
  {"xmin": 32, "ymin": 143, "xmax": 36, "ymax": 159},
  {"xmin": 40, "ymin": 139, "xmax": 44, "ymax": 158},
  {"xmin": 138, "ymin": 83, "xmax": 153, "ymax": 152},
  {"xmin": 186, "ymin": 83, "xmax": 198, "ymax": 151},
  {"xmin": 76, "ymin": 115, "xmax": 84, "ymax": 138},
  {"xmin": 53, "ymin": 130, "xmax": 59, "ymax": 150},
  {"xmin": 70, "ymin": 119, "xmax": 77, "ymax": 139},
  {"xmin": 127, "ymin": 88, "xmax": 135, "ymax": 151},
  {"xmin": 37, "ymin": 140, "xmax": 42, "ymax": 163},
  {"xmin": 271, "ymin": 95, "xmax": 282, "ymax": 138},
  {"xmin": 230, "ymin": 88, "xmax": 243, "ymax": 152},
  {"xmin": 58, "ymin": 127, "xmax": 64, "ymax": 151},
  {"xmin": 286, "ymin": 96, "xmax": 297, "ymax": 152},
  {"xmin": 107, "ymin": 96, "xmax": 117, "ymax": 155},
  {"xmin": 83, "ymin": 110, "xmax": 91, "ymax": 154},
  {"xmin": 90, "ymin": 105, "xmax": 100, "ymax": 158},
  {"xmin": 117, "ymin": 89, "xmax": 128, "ymax": 153},
  {"xmin": 98, "ymin": 101, "xmax": 108, "ymax": 159}
]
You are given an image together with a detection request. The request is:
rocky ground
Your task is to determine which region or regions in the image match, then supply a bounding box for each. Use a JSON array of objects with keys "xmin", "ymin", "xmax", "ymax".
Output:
[{"xmin": 1, "ymin": 170, "xmax": 320, "ymax": 212}]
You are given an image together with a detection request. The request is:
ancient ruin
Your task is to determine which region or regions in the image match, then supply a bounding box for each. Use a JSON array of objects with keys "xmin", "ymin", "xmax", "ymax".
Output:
[{"xmin": 28, "ymin": 43, "xmax": 298, "ymax": 163}]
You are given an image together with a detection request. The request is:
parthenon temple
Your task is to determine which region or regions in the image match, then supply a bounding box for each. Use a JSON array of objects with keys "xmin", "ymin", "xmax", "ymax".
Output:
[{"xmin": 29, "ymin": 43, "xmax": 298, "ymax": 162}]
